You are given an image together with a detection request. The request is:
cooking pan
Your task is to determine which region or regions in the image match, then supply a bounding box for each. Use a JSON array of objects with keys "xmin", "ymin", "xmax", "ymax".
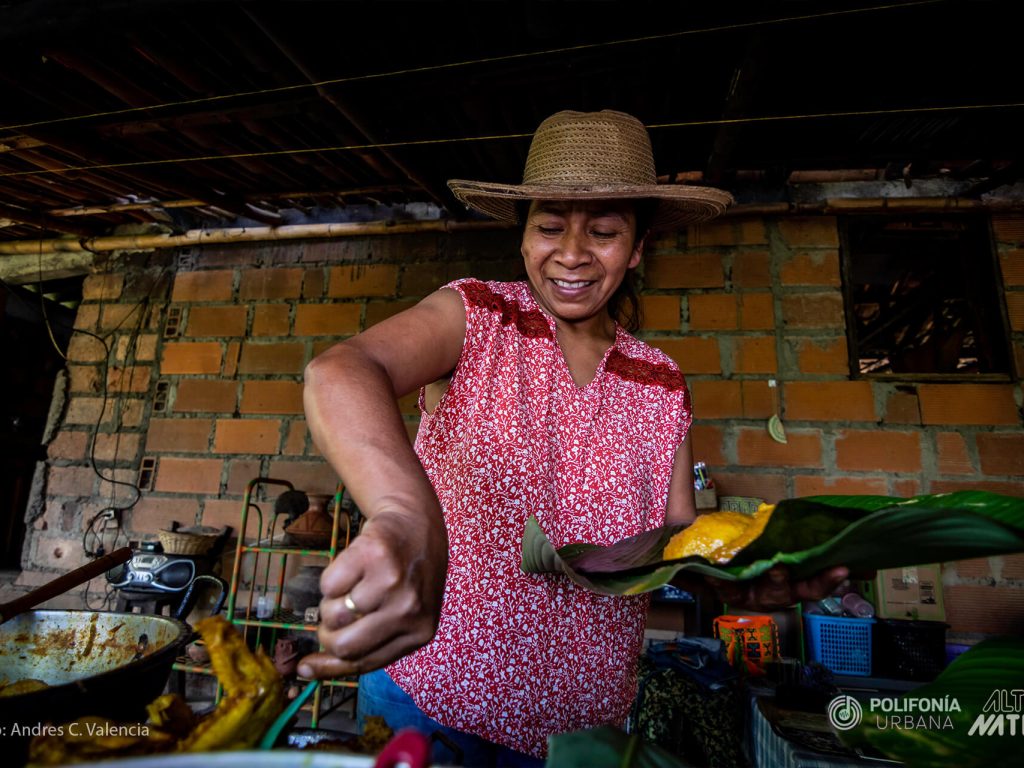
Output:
[{"xmin": 0, "ymin": 574, "xmax": 225, "ymax": 762}]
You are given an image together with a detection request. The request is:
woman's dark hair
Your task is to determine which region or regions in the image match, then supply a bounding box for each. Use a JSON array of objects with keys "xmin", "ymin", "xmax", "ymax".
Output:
[{"xmin": 516, "ymin": 199, "xmax": 656, "ymax": 333}]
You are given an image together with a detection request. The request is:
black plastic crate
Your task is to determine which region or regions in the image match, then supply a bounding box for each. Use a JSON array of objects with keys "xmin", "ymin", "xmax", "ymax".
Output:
[{"xmin": 873, "ymin": 618, "xmax": 948, "ymax": 681}]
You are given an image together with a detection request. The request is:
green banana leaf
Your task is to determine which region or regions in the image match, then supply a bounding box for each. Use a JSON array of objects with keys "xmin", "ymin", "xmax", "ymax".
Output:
[
  {"xmin": 838, "ymin": 638, "xmax": 1024, "ymax": 766},
  {"xmin": 521, "ymin": 491, "xmax": 1024, "ymax": 595},
  {"xmin": 546, "ymin": 725, "xmax": 693, "ymax": 768}
]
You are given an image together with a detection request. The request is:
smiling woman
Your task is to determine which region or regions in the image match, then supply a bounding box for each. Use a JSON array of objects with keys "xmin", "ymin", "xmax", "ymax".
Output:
[{"xmin": 296, "ymin": 109, "xmax": 828, "ymax": 766}]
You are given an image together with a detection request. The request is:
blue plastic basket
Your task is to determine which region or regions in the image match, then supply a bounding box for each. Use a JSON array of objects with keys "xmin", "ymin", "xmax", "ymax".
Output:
[{"xmin": 804, "ymin": 613, "xmax": 875, "ymax": 676}]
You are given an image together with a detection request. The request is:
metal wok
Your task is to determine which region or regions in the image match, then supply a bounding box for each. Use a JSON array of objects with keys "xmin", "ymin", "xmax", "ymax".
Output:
[{"xmin": 0, "ymin": 575, "xmax": 224, "ymax": 763}]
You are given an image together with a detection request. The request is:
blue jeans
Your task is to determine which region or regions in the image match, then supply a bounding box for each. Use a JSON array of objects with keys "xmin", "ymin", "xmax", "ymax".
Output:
[{"xmin": 357, "ymin": 669, "xmax": 545, "ymax": 767}]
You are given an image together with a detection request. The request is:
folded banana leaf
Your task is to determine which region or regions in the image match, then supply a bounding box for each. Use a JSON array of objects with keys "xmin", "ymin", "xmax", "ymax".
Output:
[
  {"xmin": 520, "ymin": 491, "xmax": 1024, "ymax": 595},
  {"xmin": 838, "ymin": 637, "xmax": 1024, "ymax": 767}
]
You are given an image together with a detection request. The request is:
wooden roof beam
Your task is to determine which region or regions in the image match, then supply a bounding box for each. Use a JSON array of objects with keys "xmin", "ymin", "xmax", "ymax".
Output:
[{"xmin": 0, "ymin": 202, "xmax": 95, "ymax": 238}]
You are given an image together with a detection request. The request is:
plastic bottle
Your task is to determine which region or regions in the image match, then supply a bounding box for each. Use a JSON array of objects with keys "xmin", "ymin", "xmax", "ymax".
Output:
[
  {"xmin": 841, "ymin": 592, "xmax": 875, "ymax": 618},
  {"xmin": 256, "ymin": 593, "xmax": 273, "ymax": 619}
]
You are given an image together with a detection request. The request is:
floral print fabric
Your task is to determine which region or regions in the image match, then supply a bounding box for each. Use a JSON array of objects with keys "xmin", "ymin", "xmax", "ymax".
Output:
[{"xmin": 387, "ymin": 279, "xmax": 692, "ymax": 757}]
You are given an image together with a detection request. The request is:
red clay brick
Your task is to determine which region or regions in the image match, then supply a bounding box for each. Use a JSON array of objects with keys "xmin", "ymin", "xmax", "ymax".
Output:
[
  {"xmin": 173, "ymin": 380, "xmax": 237, "ymax": 413},
  {"xmin": 47, "ymin": 466, "xmax": 96, "ymax": 497},
  {"xmin": 240, "ymin": 381, "xmax": 304, "ymax": 414},
  {"xmin": 214, "ymin": 419, "xmax": 282, "ymax": 454},
  {"xmin": 712, "ymin": 471, "xmax": 788, "ymax": 504},
  {"xmin": 304, "ymin": 268, "xmax": 326, "ymax": 299},
  {"xmin": 266, "ymin": 460, "xmax": 339, "ymax": 495},
  {"xmin": 1015, "ymin": 343, "xmax": 1024, "ymax": 379},
  {"xmin": 366, "ymin": 300, "xmax": 417, "ymax": 328},
  {"xmin": 777, "ymin": 217, "xmax": 839, "ymax": 248},
  {"xmin": 952, "ymin": 557, "xmax": 992, "ymax": 580},
  {"xmin": 238, "ymin": 342, "xmax": 306, "ymax": 374},
  {"xmin": 992, "ymin": 215, "xmax": 1024, "ymax": 245},
  {"xmin": 733, "ymin": 336, "xmax": 777, "ymax": 374},
  {"xmin": 687, "ymin": 218, "xmax": 767, "ymax": 246},
  {"xmin": 689, "ymin": 294, "xmax": 737, "ymax": 330},
  {"xmin": 146, "ymin": 418, "xmax": 212, "ymax": 452},
  {"xmin": 186, "ymin": 305, "xmax": 248, "ymax": 337},
  {"xmin": 885, "ymin": 389, "xmax": 921, "ymax": 424},
  {"xmin": 74, "ymin": 304, "xmax": 99, "ymax": 331},
  {"xmin": 689, "ymin": 423, "xmax": 725, "ymax": 465},
  {"xmin": 47, "ymin": 430, "xmax": 89, "ymax": 461},
  {"xmin": 154, "ymin": 457, "xmax": 223, "ymax": 494},
  {"xmin": 781, "ymin": 293, "xmax": 845, "ymax": 329},
  {"xmin": 328, "ymin": 264, "xmax": 399, "ymax": 298},
  {"xmin": 129, "ymin": 498, "xmax": 200, "ymax": 534},
  {"xmin": 171, "ymin": 270, "xmax": 234, "ymax": 302},
  {"xmin": 32, "ymin": 536, "xmax": 90, "ymax": 572},
  {"xmin": 92, "ymin": 432, "xmax": 141, "ymax": 464},
  {"xmin": 738, "ymin": 293, "xmax": 774, "ymax": 330},
  {"xmin": 794, "ymin": 337, "xmax": 849, "ymax": 374},
  {"xmin": 199, "ymin": 499, "xmax": 244, "ymax": 531},
  {"xmin": 780, "ymin": 250, "xmax": 841, "ymax": 286},
  {"xmin": 130, "ymin": 334, "xmax": 158, "ymax": 362},
  {"xmin": 401, "ymin": 263, "xmax": 461, "ymax": 297},
  {"xmin": 107, "ymin": 365, "xmax": 152, "ymax": 394},
  {"xmin": 1002, "ymin": 553, "xmax": 1024, "ymax": 580},
  {"xmin": 239, "ymin": 268, "xmax": 303, "ymax": 300},
  {"xmin": 892, "ymin": 478, "xmax": 921, "ymax": 497},
  {"xmin": 82, "ymin": 273, "xmax": 124, "ymax": 301},
  {"xmin": 1006, "ymin": 291, "xmax": 1024, "ymax": 331},
  {"xmin": 639, "ymin": 295, "xmax": 681, "ymax": 331},
  {"xmin": 312, "ymin": 340, "xmax": 337, "ymax": 358},
  {"xmin": 252, "ymin": 304, "xmax": 291, "ymax": 336},
  {"xmin": 689, "ymin": 380, "xmax": 742, "ymax": 419},
  {"xmin": 161, "ymin": 342, "xmax": 222, "ymax": 374},
  {"xmin": 944, "ymin": 584, "xmax": 1024, "ymax": 636},
  {"xmin": 99, "ymin": 303, "xmax": 140, "ymax": 332},
  {"xmin": 785, "ymin": 381, "xmax": 877, "ymax": 422},
  {"xmin": 121, "ymin": 400, "xmax": 146, "ymax": 428},
  {"xmin": 732, "ymin": 250, "xmax": 771, "ymax": 288},
  {"xmin": 918, "ymin": 384, "xmax": 1020, "ymax": 425},
  {"xmin": 835, "ymin": 429, "xmax": 922, "ymax": 473},
  {"xmin": 226, "ymin": 460, "xmax": 265, "ymax": 495},
  {"xmin": 224, "ymin": 340, "xmax": 241, "ymax": 378},
  {"xmin": 644, "ymin": 253, "xmax": 725, "ymax": 289},
  {"xmin": 68, "ymin": 365, "xmax": 102, "ymax": 394},
  {"xmin": 284, "ymin": 420, "xmax": 308, "ymax": 455},
  {"xmin": 65, "ymin": 397, "xmax": 113, "ymax": 426},
  {"xmin": 736, "ymin": 427, "xmax": 823, "ymax": 467},
  {"xmin": 793, "ymin": 475, "xmax": 890, "ymax": 497},
  {"xmin": 1000, "ymin": 249, "xmax": 1024, "ymax": 286},
  {"xmin": 977, "ymin": 433, "xmax": 1024, "ymax": 476},
  {"xmin": 67, "ymin": 333, "xmax": 108, "ymax": 363},
  {"xmin": 742, "ymin": 380, "xmax": 774, "ymax": 419},
  {"xmin": 294, "ymin": 304, "xmax": 362, "ymax": 336},
  {"xmin": 935, "ymin": 432, "xmax": 974, "ymax": 475},
  {"xmin": 650, "ymin": 337, "xmax": 721, "ymax": 374}
]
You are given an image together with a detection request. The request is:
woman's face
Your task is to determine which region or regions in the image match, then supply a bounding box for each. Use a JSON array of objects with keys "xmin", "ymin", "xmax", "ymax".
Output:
[{"xmin": 521, "ymin": 199, "xmax": 644, "ymax": 331}]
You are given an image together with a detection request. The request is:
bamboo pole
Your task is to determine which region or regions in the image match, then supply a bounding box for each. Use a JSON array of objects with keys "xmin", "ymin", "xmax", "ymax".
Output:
[{"xmin": 0, "ymin": 219, "xmax": 513, "ymax": 256}]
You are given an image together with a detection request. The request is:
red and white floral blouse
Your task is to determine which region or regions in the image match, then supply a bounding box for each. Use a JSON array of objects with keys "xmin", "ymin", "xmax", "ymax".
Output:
[{"xmin": 387, "ymin": 279, "xmax": 692, "ymax": 757}]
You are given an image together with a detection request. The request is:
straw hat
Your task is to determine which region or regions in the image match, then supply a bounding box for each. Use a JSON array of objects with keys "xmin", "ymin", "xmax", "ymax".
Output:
[{"xmin": 448, "ymin": 110, "xmax": 734, "ymax": 229}]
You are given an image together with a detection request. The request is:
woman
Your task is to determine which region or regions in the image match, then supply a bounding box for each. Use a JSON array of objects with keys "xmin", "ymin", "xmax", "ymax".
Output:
[{"xmin": 299, "ymin": 110, "xmax": 847, "ymax": 764}]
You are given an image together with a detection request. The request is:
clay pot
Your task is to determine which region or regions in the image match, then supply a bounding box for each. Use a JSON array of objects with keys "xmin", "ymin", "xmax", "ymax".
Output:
[
  {"xmin": 273, "ymin": 637, "xmax": 300, "ymax": 677},
  {"xmin": 283, "ymin": 564, "xmax": 325, "ymax": 614}
]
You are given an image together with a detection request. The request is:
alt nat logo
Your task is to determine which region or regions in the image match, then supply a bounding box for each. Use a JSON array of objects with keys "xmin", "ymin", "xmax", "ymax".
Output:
[
  {"xmin": 968, "ymin": 689, "xmax": 1024, "ymax": 736},
  {"xmin": 827, "ymin": 695, "xmax": 863, "ymax": 730}
]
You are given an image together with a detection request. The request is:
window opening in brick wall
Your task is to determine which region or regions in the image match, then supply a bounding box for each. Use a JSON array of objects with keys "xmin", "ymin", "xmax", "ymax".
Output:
[{"xmin": 842, "ymin": 215, "xmax": 1010, "ymax": 377}]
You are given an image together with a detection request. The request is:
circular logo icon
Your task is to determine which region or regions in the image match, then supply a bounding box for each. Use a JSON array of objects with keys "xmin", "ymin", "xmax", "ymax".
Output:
[{"xmin": 827, "ymin": 695, "xmax": 863, "ymax": 731}]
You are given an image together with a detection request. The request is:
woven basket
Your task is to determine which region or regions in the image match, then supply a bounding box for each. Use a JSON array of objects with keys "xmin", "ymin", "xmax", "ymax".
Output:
[{"xmin": 159, "ymin": 527, "xmax": 219, "ymax": 556}]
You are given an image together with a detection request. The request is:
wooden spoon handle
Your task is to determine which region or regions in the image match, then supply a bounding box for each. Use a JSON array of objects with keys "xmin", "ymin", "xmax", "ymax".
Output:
[{"xmin": 0, "ymin": 546, "xmax": 132, "ymax": 623}]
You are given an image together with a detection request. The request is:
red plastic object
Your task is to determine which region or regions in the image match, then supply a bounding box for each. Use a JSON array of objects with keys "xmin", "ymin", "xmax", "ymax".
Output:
[
  {"xmin": 374, "ymin": 728, "xmax": 432, "ymax": 768},
  {"xmin": 714, "ymin": 614, "xmax": 780, "ymax": 676}
]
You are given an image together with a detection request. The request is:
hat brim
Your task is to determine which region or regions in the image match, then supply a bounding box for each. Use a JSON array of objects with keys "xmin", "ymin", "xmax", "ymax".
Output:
[{"xmin": 447, "ymin": 179, "xmax": 735, "ymax": 229}]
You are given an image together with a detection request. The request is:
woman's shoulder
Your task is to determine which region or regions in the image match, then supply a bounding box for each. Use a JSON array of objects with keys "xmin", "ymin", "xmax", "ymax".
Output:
[{"xmin": 607, "ymin": 333, "xmax": 687, "ymax": 393}]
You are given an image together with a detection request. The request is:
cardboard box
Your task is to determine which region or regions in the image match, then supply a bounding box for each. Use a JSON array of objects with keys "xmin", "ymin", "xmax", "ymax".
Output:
[{"xmin": 854, "ymin": 564, "xmax": 945, "ymax": 622}]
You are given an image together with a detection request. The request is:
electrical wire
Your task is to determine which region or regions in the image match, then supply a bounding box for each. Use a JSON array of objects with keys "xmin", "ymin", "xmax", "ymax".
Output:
[{"xmin": 0, "ymin": 0, "xmax": 946, "ymax": 135}]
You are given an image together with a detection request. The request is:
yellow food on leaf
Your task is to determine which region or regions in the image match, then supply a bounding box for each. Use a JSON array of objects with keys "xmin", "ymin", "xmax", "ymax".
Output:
[{"xmin": 663, "ymin": 503, "xmax": 775, "ymax": 563}]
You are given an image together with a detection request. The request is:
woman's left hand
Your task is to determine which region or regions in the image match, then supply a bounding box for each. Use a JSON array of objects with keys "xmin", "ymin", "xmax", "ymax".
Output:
[{"xmin": 708, "ymin": 565, "xmax": 849, "ymax": 611}]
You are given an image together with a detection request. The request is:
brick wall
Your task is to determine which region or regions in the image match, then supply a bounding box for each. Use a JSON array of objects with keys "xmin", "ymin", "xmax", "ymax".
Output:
[{"xmin": 21, "ymin": 213, "xmax": 1024, "ymax": 636}]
